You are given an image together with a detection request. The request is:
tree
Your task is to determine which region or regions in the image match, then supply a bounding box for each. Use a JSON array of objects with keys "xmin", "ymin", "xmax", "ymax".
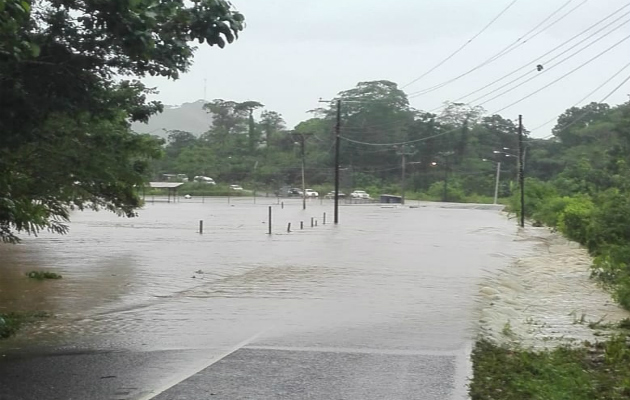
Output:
[
  {"xmin": 235, "ymin": 101, "xmax": 264, "ymax": 151},
  {"xmin": 553, "ymin": 103, "xmax": 612, "ymax": 146},
  {"xmin": 438, "ymin": 102, "xmax": 485, "ymax": 127},
  {"xmin": 260, "ymin": 110, "xmax": 287, "ymax": 144},
  {"xmin": 322, "ymin": 80, "xmax": 414, "ymax": 176},
  {"xmin": 0, "ymin": 0, "xmax": 245, "ymax": 242},
  {"xmin": 166, "ymin": 130, "xmax": 198, "ymax": 158},
  {"xmin": 202, "ymin": 99, "xmax": 249, "ymax": 143}
]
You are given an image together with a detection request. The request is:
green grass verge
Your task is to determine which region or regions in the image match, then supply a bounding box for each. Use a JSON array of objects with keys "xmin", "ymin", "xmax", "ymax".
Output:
[
  {"xmin": 0, "ymin": 311, "xmax": 50, "ymax": 339},
  {"xmin": 470, "ymin": 337, "xmax": 630, "ymax": 400}
]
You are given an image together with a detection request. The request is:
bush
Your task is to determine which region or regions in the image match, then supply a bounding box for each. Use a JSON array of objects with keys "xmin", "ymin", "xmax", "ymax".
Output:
[
  {"xmin": 557, "ymin": 196, "xmax": 594, "ymax": 245},
  {"xmin": 531, "ymin": 196, "xmax": 573, "ymax": 227},
  {"xmin": 508, "ymin": 178, "xmax": 559, "ymax": 220},
  {"xmin": 26, "ymin": 271, "xmax": 62, "ymax": 280},
  {"xmin": 0, "ymin": 312, "xmax": 50, "ymax": 339},
  {"xmin": 586, "ymin": 189, "xmax": 630, "ymax": 253},
  {"xmin": 427, "ymin": 180, "xmax": 465, "ymax": 202}
]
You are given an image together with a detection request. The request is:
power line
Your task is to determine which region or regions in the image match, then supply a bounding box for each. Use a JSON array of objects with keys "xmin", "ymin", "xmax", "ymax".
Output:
[
  {"xmin": 340, "ymin": 60, "xmax": 630, "ymax": 148},
  {"xmin": 474, "ymin": 18, "xmax": 630, "ymax": 108},
  {"xmin": 406, "ymin": 0, "xmax": 587, "ymax": 98},
  {"xmin": 340, "ymin": 4, "xmax": 630, "ymax": 134},
  {"xmin": 490, "ymin": 32, "xmax": 630, "ymax": 115},
  {"xmin": 401, "ymin": 0, "xmax": 520, "ymax": 90},
  {"xmin": 532, "ymin": 67, "xmax": 630, "ymax": 140},
  {"xmin": 441, "ymin": 7, "xmax": 630, "ymax": 109},
  {"xmin": 528, "ymin": 60, "xmax": 630, "ymax": 135},
  {"xmin": 339, "ymin": 125, "xmax": 462, "ymax": 147}
]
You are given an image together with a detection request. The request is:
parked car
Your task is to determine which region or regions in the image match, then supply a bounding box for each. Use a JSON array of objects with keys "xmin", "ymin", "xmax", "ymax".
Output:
[
  {"xmin": 230, "ymin": 184, "xmax": 244, "ymax": 191},
  {"xmin": 325, "ymin": 191, "xmax": 346, "ymax": 199},
  {"xmin": 194, "ymin": 176, "xmax": 216, "ymax": 185},
  {"xmin": 284, "ymin": 188, "xmax": 302, "ymax": 197},
  {"xmin": 350, "ymin": 190, "xmax": 370, "ymax": 199},
  {"xmin": 304, "ymin": 189, "xmax": 319, "ymax": 198}
]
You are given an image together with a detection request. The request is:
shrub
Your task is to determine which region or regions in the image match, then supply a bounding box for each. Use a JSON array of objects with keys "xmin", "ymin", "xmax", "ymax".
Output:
[
  {"xmin": 557, "ymin": 196, "xmax": 594, "ymax": 245},
  {"xmin": 26, "ymin": 271, "xmax": 62, "ymax": 280}
]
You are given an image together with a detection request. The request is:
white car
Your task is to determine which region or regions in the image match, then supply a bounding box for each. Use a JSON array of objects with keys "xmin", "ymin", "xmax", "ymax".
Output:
[
  {"xmin": 194, "ymin": 176, "xmax": 216, "ymax": 185},
  {"xmin": 230, "ymin": 184, "xmax": 243, "ymax": 191},
  {"xmin": 304, "ymin": 189, "xmax": 319, "ymax": 198},
  {"xmin": 350, "ymin": 190, "xmax": 370, "ymax": 199}
]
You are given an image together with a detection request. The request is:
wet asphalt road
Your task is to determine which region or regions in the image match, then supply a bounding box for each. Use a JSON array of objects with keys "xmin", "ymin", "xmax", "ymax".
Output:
[{"xmin": 0, "ymin": 199, "xmax": 529, "ymax": 399}]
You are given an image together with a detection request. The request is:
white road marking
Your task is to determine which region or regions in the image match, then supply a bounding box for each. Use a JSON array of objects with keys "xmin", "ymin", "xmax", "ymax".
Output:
[{"xmin": 138, "ymin": 330, "xmax": 267, "ymax": 400}]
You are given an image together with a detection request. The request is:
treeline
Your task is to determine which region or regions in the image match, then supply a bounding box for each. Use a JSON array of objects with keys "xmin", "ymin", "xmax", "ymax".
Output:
[{"xmin": 150, "ymin": 80, "xmax": 526, "ymax": 200}]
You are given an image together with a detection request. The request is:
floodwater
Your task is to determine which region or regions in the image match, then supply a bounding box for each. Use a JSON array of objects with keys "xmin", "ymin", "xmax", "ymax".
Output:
[
  {"xmin": 0, "ymin": 197, "xmax": 533, "ymax": 398},
  {"xmin": 479, "ymin": 228, "xmax": 630, "ymax": 348}
]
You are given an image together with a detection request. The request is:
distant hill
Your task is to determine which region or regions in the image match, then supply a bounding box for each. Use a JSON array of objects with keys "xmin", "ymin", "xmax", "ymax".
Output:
[{"xmin": 131, "ymin": 99, "xmax": 211, "ymax": 138}]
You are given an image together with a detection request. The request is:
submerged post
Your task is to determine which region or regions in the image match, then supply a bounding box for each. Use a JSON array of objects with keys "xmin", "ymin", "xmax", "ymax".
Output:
[
  {"xmin": 199, "ymin": 220, "xmax": 203, "ymax": 234},
  {"xmin": 287, "ymin": 222, "xmax": 291, "ymax": 233},
  {"xmin": 323, "ymin": 212, "xmax": 326, "ymax": 225},
  {"xmin": 300, "ymin": 221, "xmax": 304, "ymax": 229},
  {"xmin": 311, "ymin": 217, "xmax": 314, "ymax": 227},
  {"xmin": 268, "ymin": 206, "xmax": 272, "ymax": 235}
]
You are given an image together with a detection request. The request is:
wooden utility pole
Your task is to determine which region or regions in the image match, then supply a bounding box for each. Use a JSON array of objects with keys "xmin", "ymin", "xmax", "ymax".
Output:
[
  {"xmin": 334, "ymin": 99, "xmax": 341, "ymax": 224},
  {"xmin": 396, "ymin": 144, "xmax": 416, "ymax": 205},
  {"xmin": 518, "ymin": 114, "xmax": 525, "ymax": 228}
]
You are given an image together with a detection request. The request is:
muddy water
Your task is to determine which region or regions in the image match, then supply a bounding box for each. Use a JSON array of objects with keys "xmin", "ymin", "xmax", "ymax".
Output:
[
  {"xmin": 479, "ymin": 228, "xmax": 630, "ymax": 348},
  {"xmin": 0, "ymin": 199, "xmax": 531, "ymax": 389}
]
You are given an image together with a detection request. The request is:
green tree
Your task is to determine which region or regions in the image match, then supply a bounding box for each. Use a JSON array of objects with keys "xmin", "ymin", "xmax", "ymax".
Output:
[{"xmin": 0, "ymin": 0, "xmax": 245, "ymax": 242}]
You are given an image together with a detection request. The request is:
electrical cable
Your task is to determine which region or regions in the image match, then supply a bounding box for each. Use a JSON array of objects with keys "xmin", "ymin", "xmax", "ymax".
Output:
[
  {"xmin": 531, "ymin": 68, "xmax": 630, "ymax": 140},
  {"xmin": 331, "ymin": 7, "xmax": 626, "ymax": 134},
  {"xmin": 406, "ymin": 0, "xmax": 586, "ymax": 98},
  {"xmin": 489, "ymin": 32, "xmax": 630, "ymax": 115},
  {"xmin": 440, "ymin": 4, "xmax": 630, "ymax": 107},
  {"xmin": 473, "ymin": 18, "xmax": 630, "ymax": 108},
  {"xmin": 527, "ymin": 60, "xmax": 630, "ymax": 135},
  {"xmin": 401, "ymin": 0, "xmax": 520, "ymax": 89}
]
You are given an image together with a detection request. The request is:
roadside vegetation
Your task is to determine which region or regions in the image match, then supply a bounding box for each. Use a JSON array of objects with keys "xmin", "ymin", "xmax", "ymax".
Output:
[
  {"xmin": 0, "ymin": 312, "xmax": 50, "ymax": 340},
  {"xmin": 470, "ymin": 336, "xmax": 630, "ymax": 400},
  {"xmin": 25, "ymin": 271, "xmax": 62, "ymax": 280},
  {"xmin": 472, "ymin": 103, "xmax": 630, "ymax": 398}
]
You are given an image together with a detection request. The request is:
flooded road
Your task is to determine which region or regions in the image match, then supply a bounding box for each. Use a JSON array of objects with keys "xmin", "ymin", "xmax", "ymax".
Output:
[{"xmin": 0, "ymin": 198, "xmax": 531, "ymax": 399}]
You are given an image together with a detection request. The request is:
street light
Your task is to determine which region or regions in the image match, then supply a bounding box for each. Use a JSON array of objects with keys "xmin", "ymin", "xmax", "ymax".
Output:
[
  {"xmin": 483, "ymin": 158, "xmax": 501, "ymax": 205},
  {"xmin": 292, "ymin": 134, "xmax": 309, "ymax": 211}
]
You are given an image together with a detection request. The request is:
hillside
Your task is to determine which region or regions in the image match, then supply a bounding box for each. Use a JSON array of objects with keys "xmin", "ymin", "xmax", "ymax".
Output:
[{"xmin": 131, "ymin": 99, "xmax": 211, "ymax": 138}]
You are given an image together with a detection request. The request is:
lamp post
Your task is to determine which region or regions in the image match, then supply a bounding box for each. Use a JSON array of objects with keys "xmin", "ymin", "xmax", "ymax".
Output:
[
  {"xmin": 293, "ymin": 133, "xmax": 311, "ymax": 211},
  {"xmin": 483, "ymin": 159, "xmax": 501, "ymax": 205}
]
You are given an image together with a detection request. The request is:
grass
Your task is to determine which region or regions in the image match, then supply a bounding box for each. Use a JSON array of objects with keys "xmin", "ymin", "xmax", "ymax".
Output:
[
  {"xmin": 0, "ymin": 311, "xmax": 50, "ymax": 339},
  {"xmin": 25, "ymin": 271, "xmax": 62, "ymax": 280},
  {"xmin": 470, "ymin": 337, "xmax": 630, "ymax": 400}
]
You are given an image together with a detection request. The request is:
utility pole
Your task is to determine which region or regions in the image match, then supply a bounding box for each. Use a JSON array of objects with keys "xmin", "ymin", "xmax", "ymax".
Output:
[
  {"xmin": 292, "ymin": 133, "xmax": 312, "ymax": 210},
  {"xmin": 438, "ymin": 151, "xmax": 454, "ymax": 202},
  {"xmin": 396, "ymin": 145, "xmax": 416, "ymax": 205},
  {"xmin": 518, "ymin": 114, "xmax": 525, "ymax": 228},
  {"xmin": 334, "ymin": 100, "xmax": 341, "ymax": 224},
  {"xmin": 443, "ymin": 160, "xmax": 448, "ymax": 202},
  {"xmin": 493, "ymin": 161, "xmax": 501, "ymax": 205},
  {"xmin": 299, "ymin": 136, "xmax": 306, "ymax": 210}
]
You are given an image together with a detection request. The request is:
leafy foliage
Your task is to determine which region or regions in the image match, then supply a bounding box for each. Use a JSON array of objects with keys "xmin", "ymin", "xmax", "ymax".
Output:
[
  {"xmin": 0, "ymin": 0, "xmax": 244, "ymax": 242},
  {"xmin": 471, "ymin": 338, "xmax": 630, "ymax": 400}
]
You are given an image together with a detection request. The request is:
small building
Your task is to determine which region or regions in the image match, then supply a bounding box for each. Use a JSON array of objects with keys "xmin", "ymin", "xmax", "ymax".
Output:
[{"xmin": 145, "ymin": 182, "xmax": 185, "ymax": 203}]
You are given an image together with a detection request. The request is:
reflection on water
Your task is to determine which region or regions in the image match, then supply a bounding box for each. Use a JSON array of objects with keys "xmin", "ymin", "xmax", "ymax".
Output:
[{"xmin": 0, "ymin": 198, "xmax": 532, "ymax": 355}]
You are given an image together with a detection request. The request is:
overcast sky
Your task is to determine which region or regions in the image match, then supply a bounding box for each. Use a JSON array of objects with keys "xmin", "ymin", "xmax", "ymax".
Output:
[{"xmin": 142, "ymin": 0, "xmax": 630, "ymax": 138}]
